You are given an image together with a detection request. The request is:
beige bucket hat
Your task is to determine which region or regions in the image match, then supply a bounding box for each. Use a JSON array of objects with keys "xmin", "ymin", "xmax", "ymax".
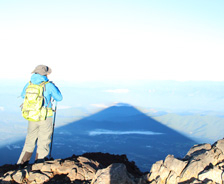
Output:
[{"xmin": 32, "ymin": 65, "xmax": 52, "ymax": 76}]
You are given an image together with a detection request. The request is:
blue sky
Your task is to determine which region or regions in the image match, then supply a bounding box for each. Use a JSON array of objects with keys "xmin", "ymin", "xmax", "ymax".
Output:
[{"xmin": 0, "ymin": 0, "xmax": 224, "ymax": 81}]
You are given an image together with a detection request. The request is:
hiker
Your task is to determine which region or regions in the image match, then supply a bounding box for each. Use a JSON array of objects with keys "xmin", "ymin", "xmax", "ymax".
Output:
[{"xmin": 17, "ymin": 65, "xmax": 62, "ymax": 167}]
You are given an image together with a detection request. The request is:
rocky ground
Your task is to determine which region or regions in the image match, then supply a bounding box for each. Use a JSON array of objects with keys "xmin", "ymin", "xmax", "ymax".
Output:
[
  {"xmin": 1, "ymin": 139, "xmax": 224, "ymax": 184},
  {"xmin": 0, "ymin": 153, "xmax": 146, "ymax": 184}
]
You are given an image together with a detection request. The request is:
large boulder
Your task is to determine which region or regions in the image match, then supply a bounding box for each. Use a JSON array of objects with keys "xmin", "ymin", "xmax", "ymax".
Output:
[
  {"xmin": 147, "ymin": 138, "xmax": 224, "ymax": 184},
  {"xmin": 148, "ymin": 155, "xmax": 187, "ymax": 184},
  {"xmin": 91, "ymin": 163, "xmax": 135, "ymax": 184}
]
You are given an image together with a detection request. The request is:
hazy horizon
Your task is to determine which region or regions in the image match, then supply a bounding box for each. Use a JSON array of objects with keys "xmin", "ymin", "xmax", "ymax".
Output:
[{"xmin": 1, "ymin": 79, "xmax": 224, "ymax": 147}]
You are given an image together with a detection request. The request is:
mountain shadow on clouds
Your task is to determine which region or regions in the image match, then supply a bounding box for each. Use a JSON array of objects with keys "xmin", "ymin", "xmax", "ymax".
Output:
[
  {"xmin": 51, "ymin": 104, "xmax": 197, "ymax": 171},
  {"xmin": 0, "ymin": 104, "xmax": 196, "ymax": 172}
]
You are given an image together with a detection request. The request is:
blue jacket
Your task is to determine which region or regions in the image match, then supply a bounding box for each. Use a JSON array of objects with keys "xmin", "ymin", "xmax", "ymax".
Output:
[{"xmin": 21, "ymin": 74, "xmax": 63, "ymax": 108}]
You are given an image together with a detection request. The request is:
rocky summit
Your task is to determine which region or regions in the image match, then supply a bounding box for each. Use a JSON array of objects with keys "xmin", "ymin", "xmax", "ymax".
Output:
[
  {"xmin": 1, "ymin": 139, "xmax": 224, "ymax": 184},
  {"xmin": 0, "ymin": 153, "xmax": 145, "ymax": 184}
]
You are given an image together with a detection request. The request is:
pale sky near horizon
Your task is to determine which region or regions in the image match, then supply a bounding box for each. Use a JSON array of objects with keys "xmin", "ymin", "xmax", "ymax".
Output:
[{"xmin": 0, "ymin": 0, "xmax": 224, "ymax": 82}]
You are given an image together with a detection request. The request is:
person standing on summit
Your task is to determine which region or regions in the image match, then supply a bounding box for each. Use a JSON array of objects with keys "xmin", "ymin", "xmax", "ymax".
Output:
[{"xmin": 17, "ymin": 65, "xmax": 62, "ymax": 167}]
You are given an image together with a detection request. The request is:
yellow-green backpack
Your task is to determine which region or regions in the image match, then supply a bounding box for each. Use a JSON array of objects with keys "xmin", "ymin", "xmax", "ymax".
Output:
[{"xmin": 22, "ymin": 81, "xmax": 49, "ymax": 122}]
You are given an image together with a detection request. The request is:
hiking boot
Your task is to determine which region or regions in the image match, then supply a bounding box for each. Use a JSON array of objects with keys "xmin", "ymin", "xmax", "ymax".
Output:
[
  {"xmin": 34, "ymin": 159, "xmax": 45, "ymax": 164},
  {"xmin": 17, "ymin": 161, "xmax": 29, "ymax": 170}
]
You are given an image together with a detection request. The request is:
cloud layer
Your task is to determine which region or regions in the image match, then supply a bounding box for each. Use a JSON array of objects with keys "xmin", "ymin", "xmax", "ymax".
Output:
[{"xmin": 89, "ymin": 129, "xmax": 164, "ymax": 136}]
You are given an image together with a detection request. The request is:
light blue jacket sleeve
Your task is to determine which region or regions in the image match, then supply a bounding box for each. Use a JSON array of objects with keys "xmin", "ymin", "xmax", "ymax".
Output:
[{"xmin": 47, "ymin": 82, "xmax": 63, "ymax": 102}]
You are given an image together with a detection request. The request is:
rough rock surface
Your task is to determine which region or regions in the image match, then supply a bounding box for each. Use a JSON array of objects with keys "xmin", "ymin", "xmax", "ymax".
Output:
[
  {"xmin": 1, "ymin": 139, "xmax": 224, "ymax": 184},
  {"xmin": 148, "ymin": 138, "xmax": 224, "ymax": 184},
  {"xmin": 91, "ymin": 163, "xmax": 136, "ymax": 184},
  {"xmin": 0, "ymin": 153, "xmax": 145, "ymax": 184}
]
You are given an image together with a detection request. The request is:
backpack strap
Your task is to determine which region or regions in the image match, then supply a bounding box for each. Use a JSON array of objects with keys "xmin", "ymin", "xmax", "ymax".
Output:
[
  {"xmin": 42, "ymin": 81, "xmax": 51, "ymax": 107},
  {"xmin": 40, "ymin": 81, "xmax": 50, "ymax": 91}
]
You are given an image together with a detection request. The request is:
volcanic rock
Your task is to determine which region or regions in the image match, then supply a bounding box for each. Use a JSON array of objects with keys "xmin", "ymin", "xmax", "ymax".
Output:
[
  {"xmin": 0, "ymin": 153, "xmax": 145, "ymax": 184},
  {"xmin": 1, "ymin": 139, "xmax": 224, "ymax": 184},
  {"xmin": 147, "ymin": 138, "xmax": 224, "ymax": 184}
]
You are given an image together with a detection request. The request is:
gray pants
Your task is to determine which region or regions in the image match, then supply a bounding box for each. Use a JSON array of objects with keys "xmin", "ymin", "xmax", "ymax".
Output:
[{"xmin": 17, "ymin": 117, "xmax": 53, "ymax": 164}]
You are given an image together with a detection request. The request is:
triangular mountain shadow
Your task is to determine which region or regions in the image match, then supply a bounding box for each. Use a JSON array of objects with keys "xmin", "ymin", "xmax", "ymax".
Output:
[{"xmin": 0, "ymin": 104, "xmax": 197, "ymax": 172}]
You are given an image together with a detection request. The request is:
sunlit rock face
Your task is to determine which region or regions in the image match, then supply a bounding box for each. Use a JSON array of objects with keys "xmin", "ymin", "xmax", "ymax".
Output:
[
  {"xmin": 0, "ymin": 153, "xmax": 144, "ymax": 184},
  {"xmin": 147, "ymin": 138, "xmax": 224, "ymax": 184}
]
